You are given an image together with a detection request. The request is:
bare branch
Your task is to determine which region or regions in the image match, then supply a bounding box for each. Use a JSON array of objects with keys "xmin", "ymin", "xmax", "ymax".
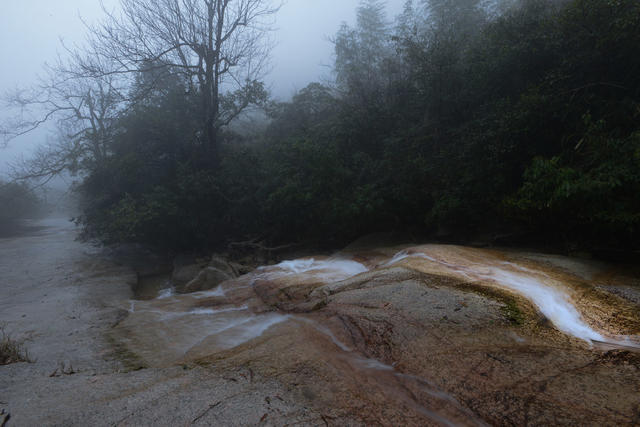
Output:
[{"xmin": 80, "ymin": 0, "xmax": 281, "ymax": 164}]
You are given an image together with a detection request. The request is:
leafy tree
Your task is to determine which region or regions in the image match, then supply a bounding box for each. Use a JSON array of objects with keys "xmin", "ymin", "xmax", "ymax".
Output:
[{"xmin": 334, "ymin": 0, "xmax": 392, "ymax": 102}]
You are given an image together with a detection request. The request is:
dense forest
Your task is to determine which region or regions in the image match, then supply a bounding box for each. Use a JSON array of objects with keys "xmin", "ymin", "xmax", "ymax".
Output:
[{"xmin": 7, "ymin": 0, "xmax": 640, "ymax": 254}]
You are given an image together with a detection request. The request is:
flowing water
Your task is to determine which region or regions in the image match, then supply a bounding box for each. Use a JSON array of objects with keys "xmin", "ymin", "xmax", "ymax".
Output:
[
  {"xmin": 119, "ymin": 246, "xmax": 638, "ymax": 368},
  {"xmin": 112, "ymin": 245, "xmax": 639, "ymax": 424},
  {"xmin": 384, "ymin": 246, "xmax": 640, "ymax": 347},
  {"xmin": 116, "ymin": 256, "xmax": 489, "ymax": 424},
  {"xmin": 258, "ymin": 257, "xmax": 369, "ymax": 281},
  {"xmin": 115, "ymin": 257, "xmax": 370, "ymax": 364}
]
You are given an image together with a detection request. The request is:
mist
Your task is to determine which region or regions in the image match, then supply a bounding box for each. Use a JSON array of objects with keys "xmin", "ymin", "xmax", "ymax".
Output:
[{"xmin": 0, "ymin": 0, "xmax": 404, "ymax": 175}]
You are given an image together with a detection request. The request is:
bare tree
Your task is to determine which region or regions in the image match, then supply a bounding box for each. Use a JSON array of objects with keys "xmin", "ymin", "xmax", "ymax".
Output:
[
  {"xmin": 80, "ymin": 0, "xmax": 279, "ymax": 165},
  {"xmin": 0, "ymin": 0, "xmax": 278, "ymax": 190},
  {"xmin": 2, "ymin": 57, "xmax": 126, "ymax": 183}
]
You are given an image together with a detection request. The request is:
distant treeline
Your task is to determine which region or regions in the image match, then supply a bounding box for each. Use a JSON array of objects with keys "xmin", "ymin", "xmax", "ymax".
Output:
[
  {"xmin": 0, "ymin": 180, "xmax": 41, "ymax": 225},
  {"xmin": 77, "ymin": 0, "xmax": 640, "ymax": 253}
]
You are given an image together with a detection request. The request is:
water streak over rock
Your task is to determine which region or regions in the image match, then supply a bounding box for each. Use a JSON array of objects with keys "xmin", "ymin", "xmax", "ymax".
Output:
[{"xmin": 111, "ymin": 243, "xmax": 640, "ymax": 425}]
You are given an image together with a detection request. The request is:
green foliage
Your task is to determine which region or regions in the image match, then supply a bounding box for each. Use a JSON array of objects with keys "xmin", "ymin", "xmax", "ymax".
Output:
[{"xmin": 509, "ymin": 129, "xmax": 640, "ymax": 246}]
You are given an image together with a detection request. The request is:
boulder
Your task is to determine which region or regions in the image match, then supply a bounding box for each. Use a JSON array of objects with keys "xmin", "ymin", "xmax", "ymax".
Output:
[
  {"xmin": 230, "ymin": 261, "xmax": 253, "ymax": 275},
  {"xmin": 182, "ymin": 267, "xmax": 233, "ymax": 293},
  {"xmin": 171, "ymin": 263, "xmax": 204, "ymax": 286},
  {"xmin": 208, "ymin": 256, "xmax": 238, "ymax": 277}
]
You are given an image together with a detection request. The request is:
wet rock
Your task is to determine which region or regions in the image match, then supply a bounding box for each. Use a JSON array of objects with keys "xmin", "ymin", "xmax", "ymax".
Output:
[
  {"xmin": 597, "ymin": 285, "xmax": 640, "ymax": 306},
  {"xmin": 253, "ymin": 278, "xmax": 325, "ymax": 312},
  {"xmin": 106, "ymin": 242, "xmax": 640, "ymax": 425},
  {"xmin": 182, "ymin": 267, "xmax": 233, "ymax": 293},
  {"xmin": 171, "ymin": 255, "xmax": 242, "ymax": 293},
  {"xmin": 230, "ymin": 261, "xmax": 253, "ymax": 275},
  {"xmin": 172, "ymin": 263, "xmax": 205, "ymax": 286},
  {"xmin": 208, "ymin": 256, "xmax": 238, "ymax": 278}
]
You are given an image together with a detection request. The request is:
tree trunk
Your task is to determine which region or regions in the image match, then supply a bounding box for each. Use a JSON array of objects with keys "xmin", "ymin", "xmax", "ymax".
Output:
[{"xmin": 204, "ymin": 1, "xmax": 220, "ymax": 169}]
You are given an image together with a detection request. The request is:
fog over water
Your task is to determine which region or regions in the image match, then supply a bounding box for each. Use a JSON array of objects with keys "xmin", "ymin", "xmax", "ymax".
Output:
[{"xmin": 0, "ymin": 0, "xmax": 404, "ymax": 174}]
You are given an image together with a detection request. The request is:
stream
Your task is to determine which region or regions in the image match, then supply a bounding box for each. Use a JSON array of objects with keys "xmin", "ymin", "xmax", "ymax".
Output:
[
  {"xmin": 115, "ymin": 244, "xmax": 639, "ymax": 424},
  {"xmin": 385, "ymin": 246, "xmax": 640, "ymax": 347},
  {"xmin": 123, "ymin": 246, "xmax": 639, "ymax": 363}
]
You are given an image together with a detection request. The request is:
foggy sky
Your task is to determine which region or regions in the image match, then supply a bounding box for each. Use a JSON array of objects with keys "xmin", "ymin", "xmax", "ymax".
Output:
[{"xmin": 0, "ymin": 0, "xmax": 405, "ymax": 174}]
